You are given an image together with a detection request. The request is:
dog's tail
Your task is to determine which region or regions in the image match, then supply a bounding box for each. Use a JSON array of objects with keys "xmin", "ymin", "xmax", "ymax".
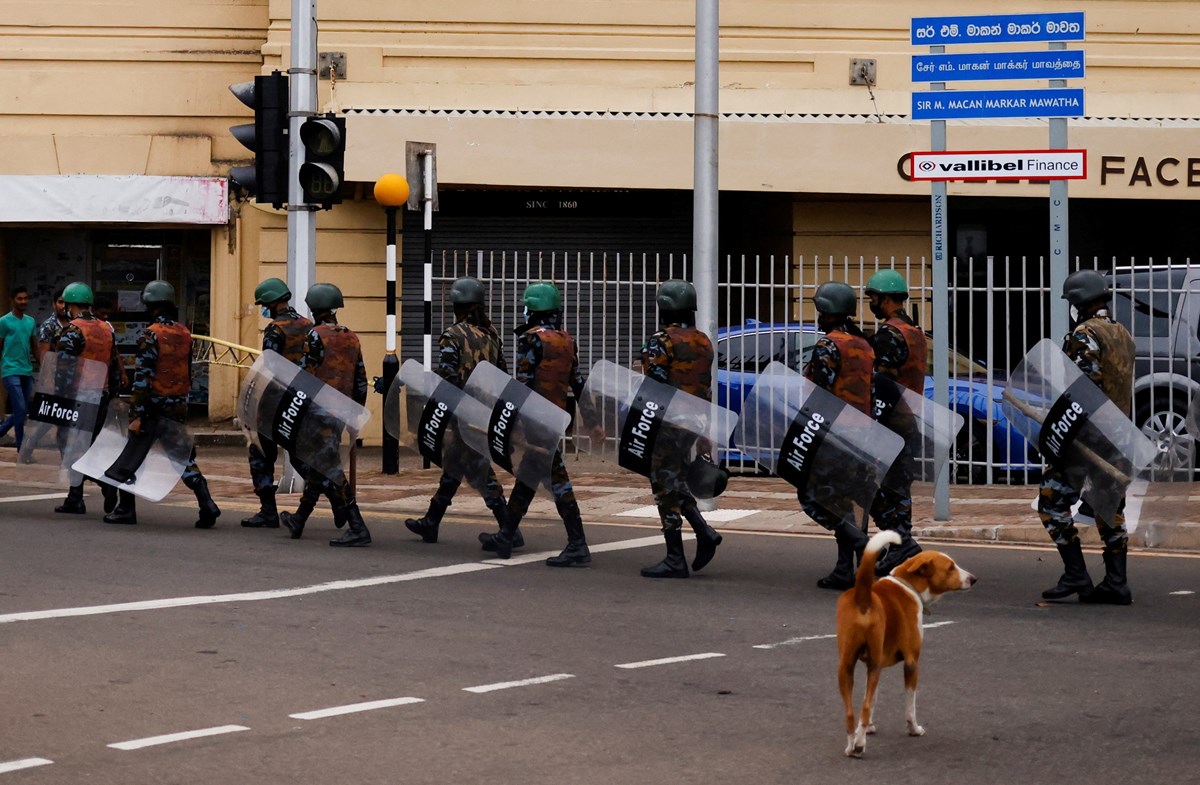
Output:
[{"xmin": 854, "ymin": 531, "xmax": 902, "ymax": 611}]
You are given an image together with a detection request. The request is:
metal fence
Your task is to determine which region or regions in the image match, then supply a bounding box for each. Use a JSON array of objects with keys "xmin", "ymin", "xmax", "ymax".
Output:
[{"xmin": 427, "ymin": 250, "xmax": 1198, "ymax": 484}]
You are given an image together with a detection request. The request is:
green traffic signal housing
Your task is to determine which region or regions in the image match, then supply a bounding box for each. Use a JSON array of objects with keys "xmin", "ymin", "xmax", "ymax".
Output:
[
  {"xmin": 299, "ymin": 114, "xmax": 346, "ymax": 208},
  {"xmin": 229, "ymin": 71, "xmax": 289, "ymax": 208}
]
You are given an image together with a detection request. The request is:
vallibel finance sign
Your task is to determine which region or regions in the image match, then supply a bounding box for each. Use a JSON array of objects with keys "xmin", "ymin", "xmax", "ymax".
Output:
[{"xmin": 910, "ymin": 150, "xmax": 1087, "ymax": 182}]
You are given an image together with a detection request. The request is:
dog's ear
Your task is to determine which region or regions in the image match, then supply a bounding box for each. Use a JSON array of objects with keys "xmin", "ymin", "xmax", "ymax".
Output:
[{"xmin": 911, "ymin": 559, "xmax": 935, "ymax": 578}]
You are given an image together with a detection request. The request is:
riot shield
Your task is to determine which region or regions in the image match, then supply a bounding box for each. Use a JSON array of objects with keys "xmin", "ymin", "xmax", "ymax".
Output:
[
  {"xmin": 734, "ymin": 361, "xmax": 905, "ymax": 525},
  {"xmin": 385, "ymin": 359, "xmax": 495, "ymax": 485},
  {"xmin": 576, "ymin": 360, "xmax": 736, "ymax": 499},
  {"xmin": 71, "ymin": 399, "xmax": 193, "ymax": 502},
  {"xmin": 1000, "ymin": 338, "xmax": 1158, "ymax": 528},
  {"xmin": 18, "ymin": 354, "xmax": 108, "ymax": 485},
  {"xmin": 462, "ymin": 360, "xmax": 571, "ymax": 489},
  {"xmin": 238, "ymin": 350, "xmax": 371, "ymax": 484},
  {"xmin": 872, "ymin": 373, "xmax": 965, "ymax": 485}
]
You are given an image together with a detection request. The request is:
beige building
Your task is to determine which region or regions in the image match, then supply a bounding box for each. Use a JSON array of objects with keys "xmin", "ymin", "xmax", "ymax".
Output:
[{"xmin": 0, "ymin": 0, "xmax": 1197, "ymax": 438}]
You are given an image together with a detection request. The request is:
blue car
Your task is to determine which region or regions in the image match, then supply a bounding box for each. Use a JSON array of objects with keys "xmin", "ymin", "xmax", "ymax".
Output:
[{"xmin": 714, "ymin": 322, "xmax": 1039, "ymax": 483}]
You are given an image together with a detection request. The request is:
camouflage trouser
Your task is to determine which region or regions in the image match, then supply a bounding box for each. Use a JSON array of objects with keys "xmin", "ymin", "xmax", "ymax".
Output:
[
  {"xmin": 650, "ymin": 471, "xmax": 697, "ymax": 533},
  {"xmin": 508, "ymin": 449, "xmax": 576, "ymax": 522},
  {"xmin": 1038, "ymin": 465, "xmax": 1128, "ymax": 553},
  {"xmin": 288, "ymin": 416, "xmax": 352, "ymax": 509},
  {"xmin": 146, "ymin": 396, "xmax": 204, "ymax": 489},
  {"xmin": 247, "ymin": 438, "xmax": 279, "ymax": 493},
  {"xmin": 431, "ymin": 434, "xmax": 507, "ymax": 513},
  {"xmin": 798, "ymin": 486, "xmax": 848, "ymax": 532},
  {"xmin": 869, "ymin": 448, "xmax": 914, "ymax": 537}
]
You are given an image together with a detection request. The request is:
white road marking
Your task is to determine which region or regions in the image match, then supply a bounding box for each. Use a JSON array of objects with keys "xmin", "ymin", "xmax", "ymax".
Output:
[
  {"xmin": 614, "ymin": 506, "xmax": 669, "ymax": 518},
  {"xmin": 463, "ymin": 673, "xmax": 575, "ymax": 693},
  {"xmin": 615, "ymin": 506, "xmax": 759, "ymax": 522},
  {"xmin": 0, "ymin": 758, "xmax": 53, "ymax": 774},
  {"xmin": 484, "ymin": 533, "xmax": 678, "ymax": 566},
  {"xmin": 1169, "ymin": 590, "xmax": 1195, "ymax": 596},
  {"xmin": 290, "ymin": 697, "xmax": 425, "ymax": 720},
  {"xmin": 753, "ymin": 621, "xmax": 956, "ymax": 650},
  {"xmin": 0, "ymin": 563, "xmax": 501, "ymax": 625},
  {"xmin": 615, "ymin": 652, "xmax": 725, "ymax": 669},
  {"xmin": 753, "ymin": 633, "xmax": 837, "ymax": 650},
  {"xmin": 108, "ymin": 725, "xmax": 250, "ymax": 751},
  {"xmin": 0, "ymin": 493, "xmax": 65, "ymax": 503}
]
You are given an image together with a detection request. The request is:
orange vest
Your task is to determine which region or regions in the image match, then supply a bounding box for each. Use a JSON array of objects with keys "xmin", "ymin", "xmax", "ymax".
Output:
[
  {"xmin": 884, "ymin": 316, "xmax": 928, "ymax": 394},
  {"xmin": 824, "ymin": 330, "xmax": 873, "ymax": 414},
  {"xmin": 270, "ymin": 314, "xmax": 314, "ymax": 365},
  {"xmin": 71, "ymin": 317, "xmax": 115, "ymax": 390},
  {"xmin": 148, "ymin": 321, "xmax": 192, "ymax": 396},
  {"xmin": 527, "ymin": 326, "xmax": 574, "ymax": 410},
  {"xmin": 662, "ymin": 325, "xmax": 714, "ymax": 401},
  {"xmin": 310, "ymin": 323, "xmax": 361, "ymax": 398}
]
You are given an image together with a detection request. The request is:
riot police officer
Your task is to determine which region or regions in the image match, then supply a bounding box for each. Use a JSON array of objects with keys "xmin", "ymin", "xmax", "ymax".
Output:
[
  {"xmin": 278, "ymin": 283, "xmax": 371, "ymax": 547},
  {"xmin": 241, "ymin": 278, "xmax": 314, "ymax": 529},
  {"xmin": 477, "ymin": 282, "xmax": 591, "ymax": 567},
  {"xmin": 52, "ymin": 282, "xmax": 122, "ymax": 515},
  {"xmin": 404, "ymin": 277, "xmax": 518, "ymax": 554},
  {"xmin": 803, "ymin": 281, "xmax": 874, "ymax": 590},
  {"xmin": 865, "ymin": 269, "xmax": 929, "ymax": 574},
  {"xmin": 1039, "ymin": 269, "xmax": 1136, "ymax": 605},
  {"xmin": 638, "ymin": 279, "xmax": 723, "ymax": 579},
  {"xmin": 103, "ymin": 280, "xmax": 220, "ymax": 528}
]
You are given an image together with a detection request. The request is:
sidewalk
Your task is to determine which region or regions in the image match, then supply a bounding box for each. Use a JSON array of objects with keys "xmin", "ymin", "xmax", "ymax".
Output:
[{"xmin": 178, "ymin": 439, "xmax": 1198, "ymax": 553}]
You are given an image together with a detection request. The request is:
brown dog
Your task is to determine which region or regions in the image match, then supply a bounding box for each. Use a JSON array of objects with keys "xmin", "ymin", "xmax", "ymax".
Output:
[{"xmin": 836, "ymin": 531, "xmax": 977, "ymax": 758}]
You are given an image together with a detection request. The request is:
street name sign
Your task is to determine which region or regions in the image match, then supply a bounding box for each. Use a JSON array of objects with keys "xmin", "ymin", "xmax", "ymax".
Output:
[
  {"xmin": 912, "ymin": 88, "xmax": 1084, "ymax": 120},
  {"xmin": 912, "ymin": 50, "xmax": 1084, "ymax": 83},
  {"xmin": 909, "ymin": 150, "xmax": 1087, "ymax": 182},
  {"xmin": 911, "ymin": 12, "xmax": 1085, "ymax": 46}
]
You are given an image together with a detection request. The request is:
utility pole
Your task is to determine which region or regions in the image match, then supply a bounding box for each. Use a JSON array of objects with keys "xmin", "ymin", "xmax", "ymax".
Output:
[{"xmin": 287, "ymin": 0, "xmax": 318, "ymax": 314}]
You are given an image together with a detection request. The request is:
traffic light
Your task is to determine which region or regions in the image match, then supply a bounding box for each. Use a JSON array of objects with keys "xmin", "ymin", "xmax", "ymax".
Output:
[
  {"xmin": 299, "ymin": 114, "xmax": 346, "ymax": 208},
  {"xmin": 228, "ymin": 71, "xmax": 289, "ymax": 208}
]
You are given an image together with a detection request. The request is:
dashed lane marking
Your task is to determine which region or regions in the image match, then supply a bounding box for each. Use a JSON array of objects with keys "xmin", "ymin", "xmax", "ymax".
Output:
[
  {"xmin": 290, "ymin": 697, "xmax": 425, "ymax": 720},
  {"xmin": 483, "ymin": 534, "xmax": 683, "ymax": 566},
  {"xmin": 0, "ymin": 758, "xmax": 53, "ymax": 774},
  {"xmin": 1169, "ymin": 590, "xmax": 1194, "ymax": 596},
  {"xmin": 614, "ymin": 653, "xmax": 726, "ymax": 669},
  {"xmin": 753, "ymin": 621, "xmax": 956, "ymax": 650},
  {"xmin": 614, "ymin": 506, "xmax": 761, "ymax": 521},
  {"xmin": 0, "ymin": 493, "xmax": 67, "ymax": 503},
  {"xmin": 463, "ymin": 674, "xmax": 575, "ymax": 693},
  {"xmin": 108, "ymin": 725, "xmax": 250, "ymax": 751}
]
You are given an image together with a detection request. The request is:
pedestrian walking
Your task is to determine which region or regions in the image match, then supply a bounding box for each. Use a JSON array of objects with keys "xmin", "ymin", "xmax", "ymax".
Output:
[
  {"xmin": 36, "ymin": 287, "xmax": 70, "ymax": 360},
  {"xmin": 0, "ymin": 286, "xmax": 38, "ymax": 449},
  {"xmin": 241, "ymin": 278, "xmax": 313, "ymax": 529}
]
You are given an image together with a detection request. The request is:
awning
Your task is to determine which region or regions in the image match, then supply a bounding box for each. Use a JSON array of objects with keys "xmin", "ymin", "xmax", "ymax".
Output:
[{"xmin": 0, "ymin": 175, "xmax": 229, "ymax": 224}]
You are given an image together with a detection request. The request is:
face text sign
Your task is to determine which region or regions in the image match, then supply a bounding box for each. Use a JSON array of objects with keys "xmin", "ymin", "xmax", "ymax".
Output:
[{"xmin": 910, "ymin": 150, "xmax": 1087, "ymax": 181}]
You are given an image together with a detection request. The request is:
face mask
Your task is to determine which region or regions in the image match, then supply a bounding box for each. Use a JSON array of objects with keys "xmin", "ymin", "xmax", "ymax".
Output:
[
  {"xmin": 1069, "ymin": 306, "xmax": 1079, "ymax": 324},
  {"xmin": 868, "ymin": 301, "xmax": 887, "ymax": 320},
  {"xmin": 261, "ymin": 306, "xmax": 271, "ymax": 318},
  {"xmin": 522, "ymin": 307, "xmax": 530, "ymax": 323}
]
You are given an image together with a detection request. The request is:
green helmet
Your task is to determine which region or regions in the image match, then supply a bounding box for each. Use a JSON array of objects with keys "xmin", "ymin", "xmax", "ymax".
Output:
[
  {"xmin": 864, "ymin": 269, "xmax": 908, "ymax": 297},
  {"xmin": 305, "ymin": 282, "xmax": 344, "ymax": 311},
  {"xmin": 523, "ymin": 281, "xmax": 561, "ymax": 313},
  {"xmin": 254, "ymin": 277, "xmax": 291, "ymax": 306},
  {"xmin": 813, "ymin": 281, "xmax": 857, "ymax": 317},
  {"xmin": 449, "ymin": 277, "xmax": 486, "ymax": 306},
  {"xmin": 62, "ymin": 281, "xmax": 94, "ymax": 306},
  {"xmin": 142, "ymin": 280, "xmax": 176, "ymax": 306},
  {"xmin": 1062, "ymin": 270, "xmax": 1110, "ymax": 306},
  {"xmin": 657, "ymin": 279, "xmax": 697, "ymax": 311}
]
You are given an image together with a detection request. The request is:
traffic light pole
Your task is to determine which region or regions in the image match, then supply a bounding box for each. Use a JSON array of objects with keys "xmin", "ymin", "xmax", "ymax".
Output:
[{"xmin": 287, "ymin": 0, "xmax": 318, "ymax": 315}]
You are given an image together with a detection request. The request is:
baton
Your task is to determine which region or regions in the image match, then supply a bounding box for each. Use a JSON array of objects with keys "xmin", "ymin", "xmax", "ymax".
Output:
[{"xmin": 1001, "ymin": 389, "xmax": 1131, "ymax": 485}]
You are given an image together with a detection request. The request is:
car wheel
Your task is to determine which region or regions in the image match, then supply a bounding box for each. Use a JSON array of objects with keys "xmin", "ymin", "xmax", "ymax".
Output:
[{"xmin": 1136, "ymin": 392, "xmax": 1195, "ymax": 479}]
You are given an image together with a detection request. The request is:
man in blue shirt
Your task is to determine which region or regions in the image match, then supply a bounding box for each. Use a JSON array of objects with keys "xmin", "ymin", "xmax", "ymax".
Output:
[{"xmin": 0, "ymin": 286, "xmax": 39, "ymax": 449}]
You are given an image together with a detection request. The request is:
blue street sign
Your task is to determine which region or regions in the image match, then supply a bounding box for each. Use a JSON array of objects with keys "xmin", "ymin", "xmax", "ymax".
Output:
[
  {"xmin": 912, "ymin": 50, "xmax": 1084, "ymax": 83},
  {"xmin": 912, "ymin": 88, "xmax": 1084, "ymax": 120},
  {"xmin": 911, "ymin": 12, "xmax": 1085, "ymax": 46}
]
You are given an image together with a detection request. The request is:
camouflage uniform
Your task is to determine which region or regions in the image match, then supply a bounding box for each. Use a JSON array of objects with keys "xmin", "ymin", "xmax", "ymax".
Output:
[
  {"xmin": 247, "ymin": 308, "xmax": 313, "ymax": 492},
  {"xmin": 800, "ymin": 326, "xmax": 874, "ymax": 530},
  {"xmin": 1038, "ymin": 309, "xmax": 1135, "ymax": 552},
  {"xmin": 640, "ymin": 322, "xmax": 714, "ymax": 534},
  {"xmin": 287, "ymin": 318, "xmax": 367, "ymax": 511},
  {"xmin": 504, "ymin": 311, "xmax": 586, "ymax": 538},
  {"xmin": 868, "ymin": 314, "xmax": 928, "ymax": 541},
  {"xmin": 37, "ymin": 314, "xmax": 68, "ymax": 356}
]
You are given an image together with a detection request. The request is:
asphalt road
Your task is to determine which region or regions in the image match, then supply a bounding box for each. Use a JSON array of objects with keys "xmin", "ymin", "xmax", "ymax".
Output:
[{"xmin": 1, "ymin": 492, "xmax": 1198, "ymax": 785}]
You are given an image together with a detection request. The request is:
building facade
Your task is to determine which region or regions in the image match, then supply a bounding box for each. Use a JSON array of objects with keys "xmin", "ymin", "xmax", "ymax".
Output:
[{"xmin": 1, "ymin": 0, "xmax": 1196, "ymax": 436}]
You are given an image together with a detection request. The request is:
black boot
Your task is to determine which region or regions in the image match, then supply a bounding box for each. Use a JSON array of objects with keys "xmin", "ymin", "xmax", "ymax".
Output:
[
  {"xmin": 683, "ymin": 504, "xmax": 722, "ymax": 572},
  {"xmin": 817, "ymin": 522, "xmax": 868, "ymax": 590},
  {"xmin": 481, "ymin": 482, "xmax": 532, "ymax": 552},
  {"xmin": 1080, "ymin": 548, "xmax": 1132, "ymax": 605},
  {"xmin": 405, "ymin": 479, "xmax": 457, "ymax": 544},
  {"xmin": 241, "ymin": 487, "xmax": 280, "ymax": 528},
  {"xmin": 486, "ymin": 502, "xmax": 519, "ymax": 560},
  {"xmin": 1042, "ymin": 540, "xmax": 1094, "ymax": 600},
  {"xmin": 641, "ymin": 529, "xmax": 689, "ymax": 578},
  {"xmin": 103, "ymin": 491, "xmax": 137, "ymax": 525},
  {"xmin": 280, "ymin": 494, "xmax": 317, "ymax": 540},
  {"xmin": 329, "ymin": 502, "xmax": 371, "ymax": 547},
  {"xmin": 192, "ymin": 478, "xmax": 221, "ymax": 529},
  {"xmin": 546, "ymin": 500, "xmax": 591, "ymax": 567},
  {"xmin": 101, "ymin": 483, "xmax": 118, "ymax": 514},
  {"xmin": 875, "ymin": 532, "xmax": 923, "ymax": 576},
  {"xmin": 55, "ymin": 484, "xmax": 87, "ymax": 515}
]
